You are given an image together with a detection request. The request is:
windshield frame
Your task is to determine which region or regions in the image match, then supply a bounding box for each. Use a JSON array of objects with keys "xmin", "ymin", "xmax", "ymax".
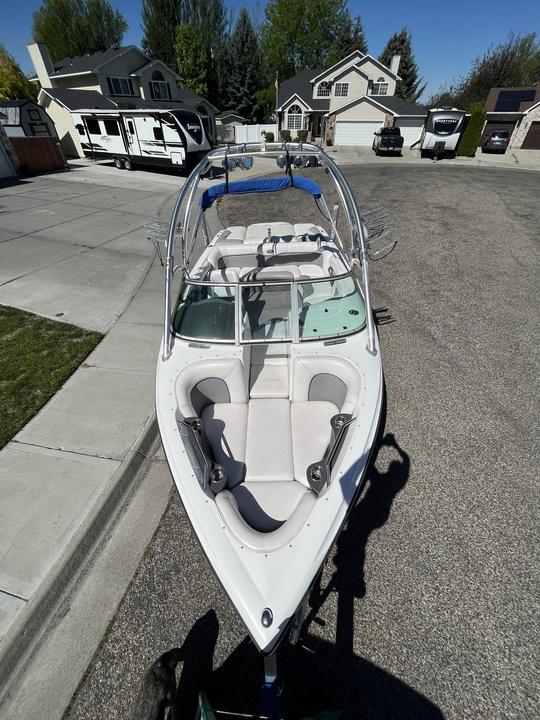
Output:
[{"xmin": 172, "ymin": 271, "xmax": 367, "ymax": 345}]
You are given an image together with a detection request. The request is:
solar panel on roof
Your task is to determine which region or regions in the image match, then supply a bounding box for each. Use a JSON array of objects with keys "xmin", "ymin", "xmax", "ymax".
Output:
[{"xmin": 494, "ymin": 90, "xmax": 535, "ymax": 112}]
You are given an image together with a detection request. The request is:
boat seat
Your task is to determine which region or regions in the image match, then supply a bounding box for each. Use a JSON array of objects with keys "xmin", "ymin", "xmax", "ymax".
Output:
[
  {"xmin": 215, "ymin": 484, "xmax": 316, "ymax": 551},
  {"xmin": 240, "ymin": 265, "xmax": 301, "ymax": 282},
  {"xmin": 244, "ymin": 399, "xmax": 293, "ymax": 481},
  {"xmin": 208, "ymin": 269, "xmax": 239, "ymax": 296},
  {"xmin": 221, "ymin": 226, "xmax": 246, "ymax": 243},
  {"xmin": 291, "ymin": 355, "xmax": 360, "ymax": 416},
  {"xmin": 294, "ymin": 223, "xmax": 329, "ymax": 241},
  {"xmin": 291, "ymin": 400, "xmax": 337, "ymax": 486},
  {"xmin": 244, "ymin": 222, "xmax": 295, "ymax": 245},
  {"xmin": 249, "ymin": 344, "xmax": 289, "ymax": 399},
  {"xmin": 202, "ymin": 403, "xmax": 248, "ymax": 487}
]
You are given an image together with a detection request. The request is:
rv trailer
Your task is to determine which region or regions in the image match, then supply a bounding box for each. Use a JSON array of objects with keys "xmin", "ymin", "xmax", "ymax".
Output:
[
  {"xmin": 71, "ymin": 108, "xmax": 210, "ymax": 170},
  {"xmin": 418, "ymin": 108, "xmax": 467, "ymax": 158}
]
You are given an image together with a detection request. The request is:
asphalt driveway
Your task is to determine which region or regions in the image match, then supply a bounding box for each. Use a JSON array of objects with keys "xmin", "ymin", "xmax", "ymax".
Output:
[{"xmin": 63, "ymin": 164, "xmax": 539, "ymax": 720}]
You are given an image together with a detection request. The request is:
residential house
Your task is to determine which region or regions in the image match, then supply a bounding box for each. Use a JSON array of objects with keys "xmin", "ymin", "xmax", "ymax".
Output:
[
  {"xmin": 276, "ymin": 50, "xmax": 427, "ymax": 147},
  {"xmin": 483, "ymin": 87, "xmax": 540, "ymax": 149},
  {"xmin": 0, "ymin": 100, "xmax": 58, "ymax": 139},
  {"xmin": 0, "ymin": 115, "xmax": 18, "ymax": 179},
  {"xmin": 28, "ymin": 43, "xmax": 218, "ymax": 157}
]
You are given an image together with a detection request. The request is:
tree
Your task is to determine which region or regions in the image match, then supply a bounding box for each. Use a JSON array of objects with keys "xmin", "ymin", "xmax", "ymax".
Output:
[
  {"xmin": 141, "ymin": 0, "xmax": 179, "ymax": 70},
  {"xmin": 262, "ymin": 0, "xmax": 349, "ymax": 80},
  {"xmin": 175, "ymin": 24, "xmax": 207, "ymax": 97},
  {"xmin": 0, "ymin": 46, "xmax": 37, "ymax": 101},
  {"xmin": 226, "ymin": 8, "xmax": 263, "ymax": 119},
  {"xmin": 379, "ymin": 28, "xmax": 426, "ymax": 103},
  {"xmin": 32, "ymin": 0, "xmax": 127, "ymax": 62},
  {"xmin": 457, "ymin": 101, "xmax": 486, "ymax": 156},
  {"xmin": 180, "ymin": 0, "xmax": 228, "ymax": 105},
  {"xmin": 329, "ymin": 13, "xmax": 367, "ymax": 65},
  {"xmin": 428, "ymin": 33, "xmax": 540, "ymax": 109}
]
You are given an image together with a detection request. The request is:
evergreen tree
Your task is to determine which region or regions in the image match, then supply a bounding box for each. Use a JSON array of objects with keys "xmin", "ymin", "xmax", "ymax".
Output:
[
  {"xmin": 329, "ymin": 13, "xmax": 367, "ymax": 65},
  {"xmin": 227, "ymin": 8, "xmax": 263, "ymax": 120},
  {"xmin": 379, "ymin": 28, "xmax": 426, "ymax": 103},
  {"xmin": 262, "ymin": 0, "xmax": 348, "ymax": 80},
  {"xmin": 457, "ymin": 101, "xmax": 486, "ymax": 156},
  {"xmin": 429, "ymin": 33, "xmax": 540, "ymax": 109},
  {"xmin": 180, "ymin": 0, "xmax": 228, "ymax": 105},
  {"xmin": 0, "ymin": 46, "xmax": 37, "ymax": 101},
  {"xmin": 141, "ymin": 0, "xmax": 179, "ymax": 70},
  {"xmin": 175, "ymin": 24, "xmax": 207, "ymax": 97},
  {"xmin": 33, "ymin": 0, "xmax": 127, "ymax": 62}
]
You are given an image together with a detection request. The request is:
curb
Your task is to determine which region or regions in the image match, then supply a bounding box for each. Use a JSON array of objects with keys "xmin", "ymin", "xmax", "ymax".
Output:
[{"xmin": 0, "ymin": 412, "xmax": 159, "ymax": 702}]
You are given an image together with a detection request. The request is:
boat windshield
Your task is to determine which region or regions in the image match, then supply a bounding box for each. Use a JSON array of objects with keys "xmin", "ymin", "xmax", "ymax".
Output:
[{"xmin": 172, "ymin": 274, "xmax": 366, "ymax": 343}]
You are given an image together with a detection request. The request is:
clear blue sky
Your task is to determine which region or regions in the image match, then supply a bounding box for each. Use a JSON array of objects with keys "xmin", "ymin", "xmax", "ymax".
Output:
[{"xmin": 2, "ymin": 0, "xmax": 539, "ymax": 100}]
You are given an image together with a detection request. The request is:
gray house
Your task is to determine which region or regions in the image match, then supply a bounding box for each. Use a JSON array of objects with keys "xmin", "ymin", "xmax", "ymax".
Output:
[
  {"xmin": 277, "ymin": 50, "xmax": 427, "ymax": 147},
  {"xmin": 0, "ymin": 100, "xmax": 57, "ymax": 139},
  {"xmin": 28, "ymin": 43, "xmax": 218, "ymax": 157}
]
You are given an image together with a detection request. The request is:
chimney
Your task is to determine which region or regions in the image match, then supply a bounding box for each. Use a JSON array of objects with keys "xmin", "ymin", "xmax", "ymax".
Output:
[
  {"xmin": 390, "ymin": 54, "xmax": 401, "ymax": 76},
  {"xmin": 27, "ymin": 43, "xmax": 55, "ymax": 88}
]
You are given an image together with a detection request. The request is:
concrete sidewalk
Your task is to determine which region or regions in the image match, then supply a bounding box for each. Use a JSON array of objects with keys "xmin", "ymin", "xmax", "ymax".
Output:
[
  {"xmin": 327, "ymin": 145, "xmax": 540, "ymax": 171},
  {"xmin": 0, "ymin": 155, "xmax": 269, "ymax": 666},
  {"xmin": 0, "ymin": 168, "xmax": 182, "ymax": 651}
]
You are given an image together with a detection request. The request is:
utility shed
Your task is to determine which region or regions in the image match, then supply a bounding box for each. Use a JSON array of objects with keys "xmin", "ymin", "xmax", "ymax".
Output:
[{"xmin": 0, "ymin": 100, "xmax": 58, "ymax": 139}]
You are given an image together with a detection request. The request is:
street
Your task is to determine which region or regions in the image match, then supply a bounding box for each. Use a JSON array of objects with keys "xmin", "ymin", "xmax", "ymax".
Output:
[{"xmin": 63, "ymin": 163, "xmax": 539, "ymax": 720}]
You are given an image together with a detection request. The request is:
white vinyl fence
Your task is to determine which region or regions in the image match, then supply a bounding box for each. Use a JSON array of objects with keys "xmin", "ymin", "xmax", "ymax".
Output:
[{"xmin": 234, "ymin": 123, "xmax": 277, "ymax": 143}]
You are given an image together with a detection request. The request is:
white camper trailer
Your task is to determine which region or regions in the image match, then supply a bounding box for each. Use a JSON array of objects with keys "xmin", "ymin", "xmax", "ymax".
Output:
[
  {"xmin": 71, "ymin": 108, "xmax": 210, "ymax": 170},
  {"xmin": 418, "ymin": 108, "xmax": 467, "ymax": 158}
]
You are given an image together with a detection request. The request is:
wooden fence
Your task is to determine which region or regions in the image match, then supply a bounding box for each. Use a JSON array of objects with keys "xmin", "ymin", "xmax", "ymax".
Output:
[{"xmin": 10, "ymin": 137, "xmax": 67, "ymax": 174}]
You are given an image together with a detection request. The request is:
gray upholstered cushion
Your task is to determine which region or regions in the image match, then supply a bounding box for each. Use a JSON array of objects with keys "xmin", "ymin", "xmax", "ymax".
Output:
[{"xmin": 244, "ymin": 399, "xmax": 294, "ymax": 482}]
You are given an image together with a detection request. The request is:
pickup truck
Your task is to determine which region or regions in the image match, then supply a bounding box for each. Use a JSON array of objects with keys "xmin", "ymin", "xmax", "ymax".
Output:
[{"xmin": 372, "ymin": 127, "xmax": 404, "ymax": 155}]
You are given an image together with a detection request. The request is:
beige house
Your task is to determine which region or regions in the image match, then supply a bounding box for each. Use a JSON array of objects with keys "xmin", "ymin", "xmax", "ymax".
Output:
[
  {"xmin": 277, "ymin": 50, "xmax": 427, "ymax": 147},
  {"xmin": 28, "ymin": 43, "xmax": 217, "ymax": 157}
]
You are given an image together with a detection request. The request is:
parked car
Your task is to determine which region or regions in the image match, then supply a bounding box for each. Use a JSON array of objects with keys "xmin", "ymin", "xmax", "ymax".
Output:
[
  {"xmin": 372, "ymin": 127, "xmax": 404, "ymax": 155},
  {"xmin": 482, "ymin": 129, "xmax": 510, "ymax": 153}
]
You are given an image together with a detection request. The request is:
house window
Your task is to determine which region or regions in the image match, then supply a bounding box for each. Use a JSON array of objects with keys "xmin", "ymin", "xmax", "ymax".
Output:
[
  {"xmin": 153, "ymin": 126, "xmax": 164, "ymax": 141},
  {"xmin": 334, "ymin": 83, "xmax": 349, "ymax": 97},
  {"xmin": 28, "ymin": 109, "xmax": 41, "ymax": 121},
  {"xmin": 150, "ymin": 70, "xmax": 171, "ymax": 100},
  {"xmin": 371, "ymin": 77, "xmax": 389, "ymax": 96},
  {"xmin": 107, "ymin": 77, "xmax": 135, "ymax": 96},
  {"xmin": 103, "ymin": 118, "xmax": 120, "ymax": 135},
  {"xmin": 317, "ymin": 81, "xmax": 331, "ymax": 97},
  {"xmin": 287, "ymin": 104, "xmax": 302, "ymax": 130}
]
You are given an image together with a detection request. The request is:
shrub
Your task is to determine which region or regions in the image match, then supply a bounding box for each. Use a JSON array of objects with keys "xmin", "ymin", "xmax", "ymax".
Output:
[
  {"xmin": 280, "ymin": 129, "xmax": 291, "ymax": 142},
  {"xmin": 264, "ymin": 131, "xmax": 274, "ymax": 142},
  {"xmin": 457, "ymin": 102, "xmax": 486, "ymax": 157},
  {"xmin": 295, "ymin": 130, "xmax": 308, "ymax": 142}
]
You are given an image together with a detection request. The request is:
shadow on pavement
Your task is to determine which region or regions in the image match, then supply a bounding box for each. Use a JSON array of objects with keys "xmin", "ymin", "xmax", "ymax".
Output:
[{"xmin": 132, "ymin": 434, "xmax": 443, "ymax": 719}]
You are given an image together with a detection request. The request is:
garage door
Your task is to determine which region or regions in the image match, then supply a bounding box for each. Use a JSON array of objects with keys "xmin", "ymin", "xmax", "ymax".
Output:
[
  {"xmin": 395, "ymin": 118, "xmax": 424, "ymax": 147},
  {"xmin": 479, "ymin": 121, "xmax": 517, "ymax": 146},
  {"xmin": 521, "ymin": 122, "xmax": 540, "ymax": 149},
  {"xmin": 0, "ymin": 141, "xmax": 16, "ymax": 179},
  {"xmin": 334, "ymin": 121, "xmax": 382, "ymax": 146}
]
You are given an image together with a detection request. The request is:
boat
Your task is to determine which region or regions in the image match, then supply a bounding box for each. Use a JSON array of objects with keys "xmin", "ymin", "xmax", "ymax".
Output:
[{"xmin": 155, "ymin": 141, "xmax": 385, "ymax": 680}]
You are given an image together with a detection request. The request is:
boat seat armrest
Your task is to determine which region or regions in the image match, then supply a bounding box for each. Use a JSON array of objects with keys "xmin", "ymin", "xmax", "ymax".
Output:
[{"xmin": 306, "ymin": 413, "xmax": 353, "ymax": 493}]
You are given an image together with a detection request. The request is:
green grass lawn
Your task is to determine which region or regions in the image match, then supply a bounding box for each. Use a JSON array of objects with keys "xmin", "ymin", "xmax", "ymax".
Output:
[{"xmin": 0, "ymin": 305, "xmax": 103, "ymax": 449}]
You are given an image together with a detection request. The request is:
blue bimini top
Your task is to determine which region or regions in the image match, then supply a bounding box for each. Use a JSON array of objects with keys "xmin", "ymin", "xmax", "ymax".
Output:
[{"xmin": 200, "ymin": 176, "xmax": 322, "ymax": 210}]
